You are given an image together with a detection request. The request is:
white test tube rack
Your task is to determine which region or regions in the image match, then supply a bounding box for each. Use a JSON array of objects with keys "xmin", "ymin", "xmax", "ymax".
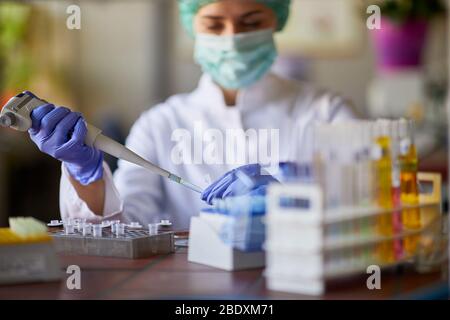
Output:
[{"xmin": 264, "ymin": 172, "xmax": 443, "ymax": 296}]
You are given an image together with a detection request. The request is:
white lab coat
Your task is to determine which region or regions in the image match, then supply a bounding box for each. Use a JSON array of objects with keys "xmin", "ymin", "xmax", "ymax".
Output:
[{"xmin": 60, "ymin": 72, "xmax": 355, "ymax": 229}]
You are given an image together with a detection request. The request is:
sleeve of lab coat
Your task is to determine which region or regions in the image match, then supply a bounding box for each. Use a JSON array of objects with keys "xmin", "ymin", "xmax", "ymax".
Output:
[
  {"xmin": 59, "ymin": 162, "xmax": 123, "ymax": 222},
  {"xmin": 59, "ymin": 110, "xmax": 165, "ymax": 224}
]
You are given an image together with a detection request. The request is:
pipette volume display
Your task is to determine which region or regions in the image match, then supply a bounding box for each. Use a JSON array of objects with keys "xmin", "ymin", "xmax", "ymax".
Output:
[{"xmin": 0, "ymin": 92, "xmax": 203, "ymax": 194}]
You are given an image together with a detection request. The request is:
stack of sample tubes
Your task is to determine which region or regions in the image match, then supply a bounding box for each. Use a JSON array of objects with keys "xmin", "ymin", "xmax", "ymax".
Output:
[
  {"xmin": 313, "ymin": 118, "xmax": 422, "ymax": 260},
  {"xmin": 265, "ymin": 118, "xmax": 431, "ymax": 295}
]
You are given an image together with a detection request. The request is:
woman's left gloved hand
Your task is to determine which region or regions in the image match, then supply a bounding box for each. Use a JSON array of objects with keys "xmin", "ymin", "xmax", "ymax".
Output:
[{"xmin": 201, "ymin": 164, "xmax": 279, "ymax": 205}]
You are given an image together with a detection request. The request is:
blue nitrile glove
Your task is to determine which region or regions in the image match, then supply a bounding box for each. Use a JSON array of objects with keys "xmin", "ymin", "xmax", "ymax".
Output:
[
  {"xmin": 28, "ymin": 101, "xmax": 103, "ymax": 186},
  {"xmin": 201, "ymin": 164, "xmax": 279, "ymax": 205}
]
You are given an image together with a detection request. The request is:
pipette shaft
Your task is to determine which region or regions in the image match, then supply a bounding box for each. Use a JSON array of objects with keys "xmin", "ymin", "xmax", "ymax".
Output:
[
  {"xmin": 94, "ymin": 134, "xmax": 202, "ymax": 193},
  {"xmin": 1, "ymin": 92, "xmax": 202, "ymax": 194}
]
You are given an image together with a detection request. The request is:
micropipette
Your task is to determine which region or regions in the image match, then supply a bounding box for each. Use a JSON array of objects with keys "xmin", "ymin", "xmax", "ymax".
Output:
[{"xmin": 0, "ymin": 92, "xmax": 203, "ymax": 194}]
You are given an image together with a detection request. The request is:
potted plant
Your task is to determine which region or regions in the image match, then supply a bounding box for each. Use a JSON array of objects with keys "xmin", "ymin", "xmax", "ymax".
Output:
[{"xmin": 371, "ymin": 0, "xmax": 446, "ymax": 72}]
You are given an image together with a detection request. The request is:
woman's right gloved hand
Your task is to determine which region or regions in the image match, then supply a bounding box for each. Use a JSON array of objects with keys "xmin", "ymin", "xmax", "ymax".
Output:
[
  {"xmin": 28, "ymin": 104, "xmax": 104, "ymax": 185},
  {"xmin": 201, "ymin": 164, "xmax": 279, "ymax": 205}
]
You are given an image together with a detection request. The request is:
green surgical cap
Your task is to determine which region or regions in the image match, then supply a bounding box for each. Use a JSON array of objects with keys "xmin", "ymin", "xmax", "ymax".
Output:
[{"xmin": 178, "ymin": 0, "xmax": 291, "ymax": 35}]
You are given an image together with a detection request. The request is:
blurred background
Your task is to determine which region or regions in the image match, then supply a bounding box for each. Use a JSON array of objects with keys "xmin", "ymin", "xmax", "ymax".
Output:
[{"xmin": 0, "ymin": 0, "xmax": 448, "ymax": 226}]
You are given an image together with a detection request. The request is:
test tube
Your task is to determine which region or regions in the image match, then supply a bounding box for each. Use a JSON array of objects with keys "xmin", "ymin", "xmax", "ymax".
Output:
[
  {"xmin": 73, "ymin": 218, "xmax": 82, "ymax": 232},
  {"xmin": 115, "ymin": 223, "xmax": 125, "ymax": 237},
  {"xmin": 82, "ymin": 223, "xmax": 92, "ymax": 236},
  {"xmin": 111, "ymin": 222, "xmax": 117, "ymax": 233},
  {"xmin": 372, "ymin": 120, "xmax": 395, "ymax": 263},
  {"xmin": 389, "ymin": 120, "xmax": 404, "ymax": 260},
  {"xmin": 64, "ymin": 223, "xmax": 75, "ymax": 235},
  {"xmin": 148, "ymin": 223, "xmax": 158, "ymax": 235},
  {"xmin": 93, "ymin": 224, "xmax": 102, "ymax": 237},
  {"xmin": 398, "ymin": 119, "xmax": 420, "ymax": 255}
]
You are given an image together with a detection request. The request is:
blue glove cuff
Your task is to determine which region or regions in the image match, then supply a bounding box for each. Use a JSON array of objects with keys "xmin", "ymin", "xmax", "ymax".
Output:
[{"xmin": 65, "ymin": 151, "xmax": 104, "ymax": 186}]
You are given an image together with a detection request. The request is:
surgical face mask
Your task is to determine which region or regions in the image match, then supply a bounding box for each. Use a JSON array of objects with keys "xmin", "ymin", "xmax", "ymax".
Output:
[{"xmin": 194, "ymin": 29, "xmax": 277, "ymax": 90}]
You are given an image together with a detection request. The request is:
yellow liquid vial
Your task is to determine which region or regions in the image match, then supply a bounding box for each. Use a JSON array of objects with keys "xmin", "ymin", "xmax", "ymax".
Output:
[
  {"xmin": 399, "ymin": 143, "xmax": 420, "ymax": 255},
  {"xmin": 374, "ymin": 136, "xmax": 395, "ymax": 263},
  {"xmin": 375, "ymin": 137, "xmax": 393, "ymax": 210}
]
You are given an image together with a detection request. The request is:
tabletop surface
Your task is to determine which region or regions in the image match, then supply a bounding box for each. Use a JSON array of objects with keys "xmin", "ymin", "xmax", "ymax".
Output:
[{"xmin": 0, "ymin": 247, "xmax": 447, "ymax": 300}]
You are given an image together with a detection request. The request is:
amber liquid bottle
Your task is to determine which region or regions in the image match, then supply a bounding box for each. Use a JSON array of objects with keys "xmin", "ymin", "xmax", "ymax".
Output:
[
  {"xmin": 398, "ymin": 119, "xmax": 420, "ymax": 256},
  {"xmin": 373, "ymin": 120, "xmax": 395, "ymax": 263},
  {"xmin": 390, "ymin": 120, "xmax": 404, "ymax": 261}
]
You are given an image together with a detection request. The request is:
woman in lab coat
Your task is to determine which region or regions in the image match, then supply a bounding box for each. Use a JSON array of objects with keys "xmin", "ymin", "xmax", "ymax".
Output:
[{"xmin": 28, "ymin": 0, "xmax": 355, "ymax": 229}]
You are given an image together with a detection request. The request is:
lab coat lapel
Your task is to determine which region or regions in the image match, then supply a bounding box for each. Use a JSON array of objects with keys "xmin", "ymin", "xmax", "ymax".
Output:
[{"xmin": 192, "ymin": 73, "xmax": 283, "ymax": 168}]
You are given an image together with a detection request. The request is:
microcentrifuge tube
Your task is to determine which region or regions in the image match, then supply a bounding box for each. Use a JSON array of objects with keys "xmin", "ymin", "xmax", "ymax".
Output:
[
  {"xmin": 82, "ymin": 223, "xmax": 92, "ymax": 236},
  {"xmin": 116, "ymin": 223, "xmax": 125, "ymax": 237},
  {"xmin": 148, "ymin": 223, "xmax": 158, "ymax": 235},
  {"xmin": 65, "ymin": 224, "xmax": 75, "ymax": 235},
  {"xmin": 129, "ymin": 222, "xmax": 141, "ymax": 228},
  {"xmin": 72, "ymin": 218, "xmax": 81, "ymax": 228},
  {"xmin": 93, "ymin": 224, "xmax": 102, "ymax": 237}
]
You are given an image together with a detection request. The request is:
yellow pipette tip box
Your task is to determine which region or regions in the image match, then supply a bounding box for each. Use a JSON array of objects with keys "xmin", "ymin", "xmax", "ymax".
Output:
[
  {"xmin": 0, "ymin": 218, "xmax": 61, "ymax": 285},
  {"xmin": 0, "ymin": 228, "xmax": 52, "ymax": 245}
]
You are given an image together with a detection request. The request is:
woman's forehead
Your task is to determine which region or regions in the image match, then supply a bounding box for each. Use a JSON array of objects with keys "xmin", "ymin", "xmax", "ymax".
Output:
[{"xmin": 197, "ymin": 0, "xmax": 272, "ymax": 17}]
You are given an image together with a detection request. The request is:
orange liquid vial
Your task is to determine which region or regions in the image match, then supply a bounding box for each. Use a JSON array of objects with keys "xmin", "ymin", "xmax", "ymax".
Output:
[
  {"xmin": 374, "ymin": 135, "xmax": 395, "ymax": 263},
  {"xmin": 399, "ymin": 142, "xmax": 420, "ymax": 255}
]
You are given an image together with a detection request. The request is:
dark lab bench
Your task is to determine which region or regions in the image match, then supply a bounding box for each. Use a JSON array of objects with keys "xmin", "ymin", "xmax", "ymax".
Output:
[{"xmin": 0, "ymin": 247, "xmax": 447, "ymax": 300}]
